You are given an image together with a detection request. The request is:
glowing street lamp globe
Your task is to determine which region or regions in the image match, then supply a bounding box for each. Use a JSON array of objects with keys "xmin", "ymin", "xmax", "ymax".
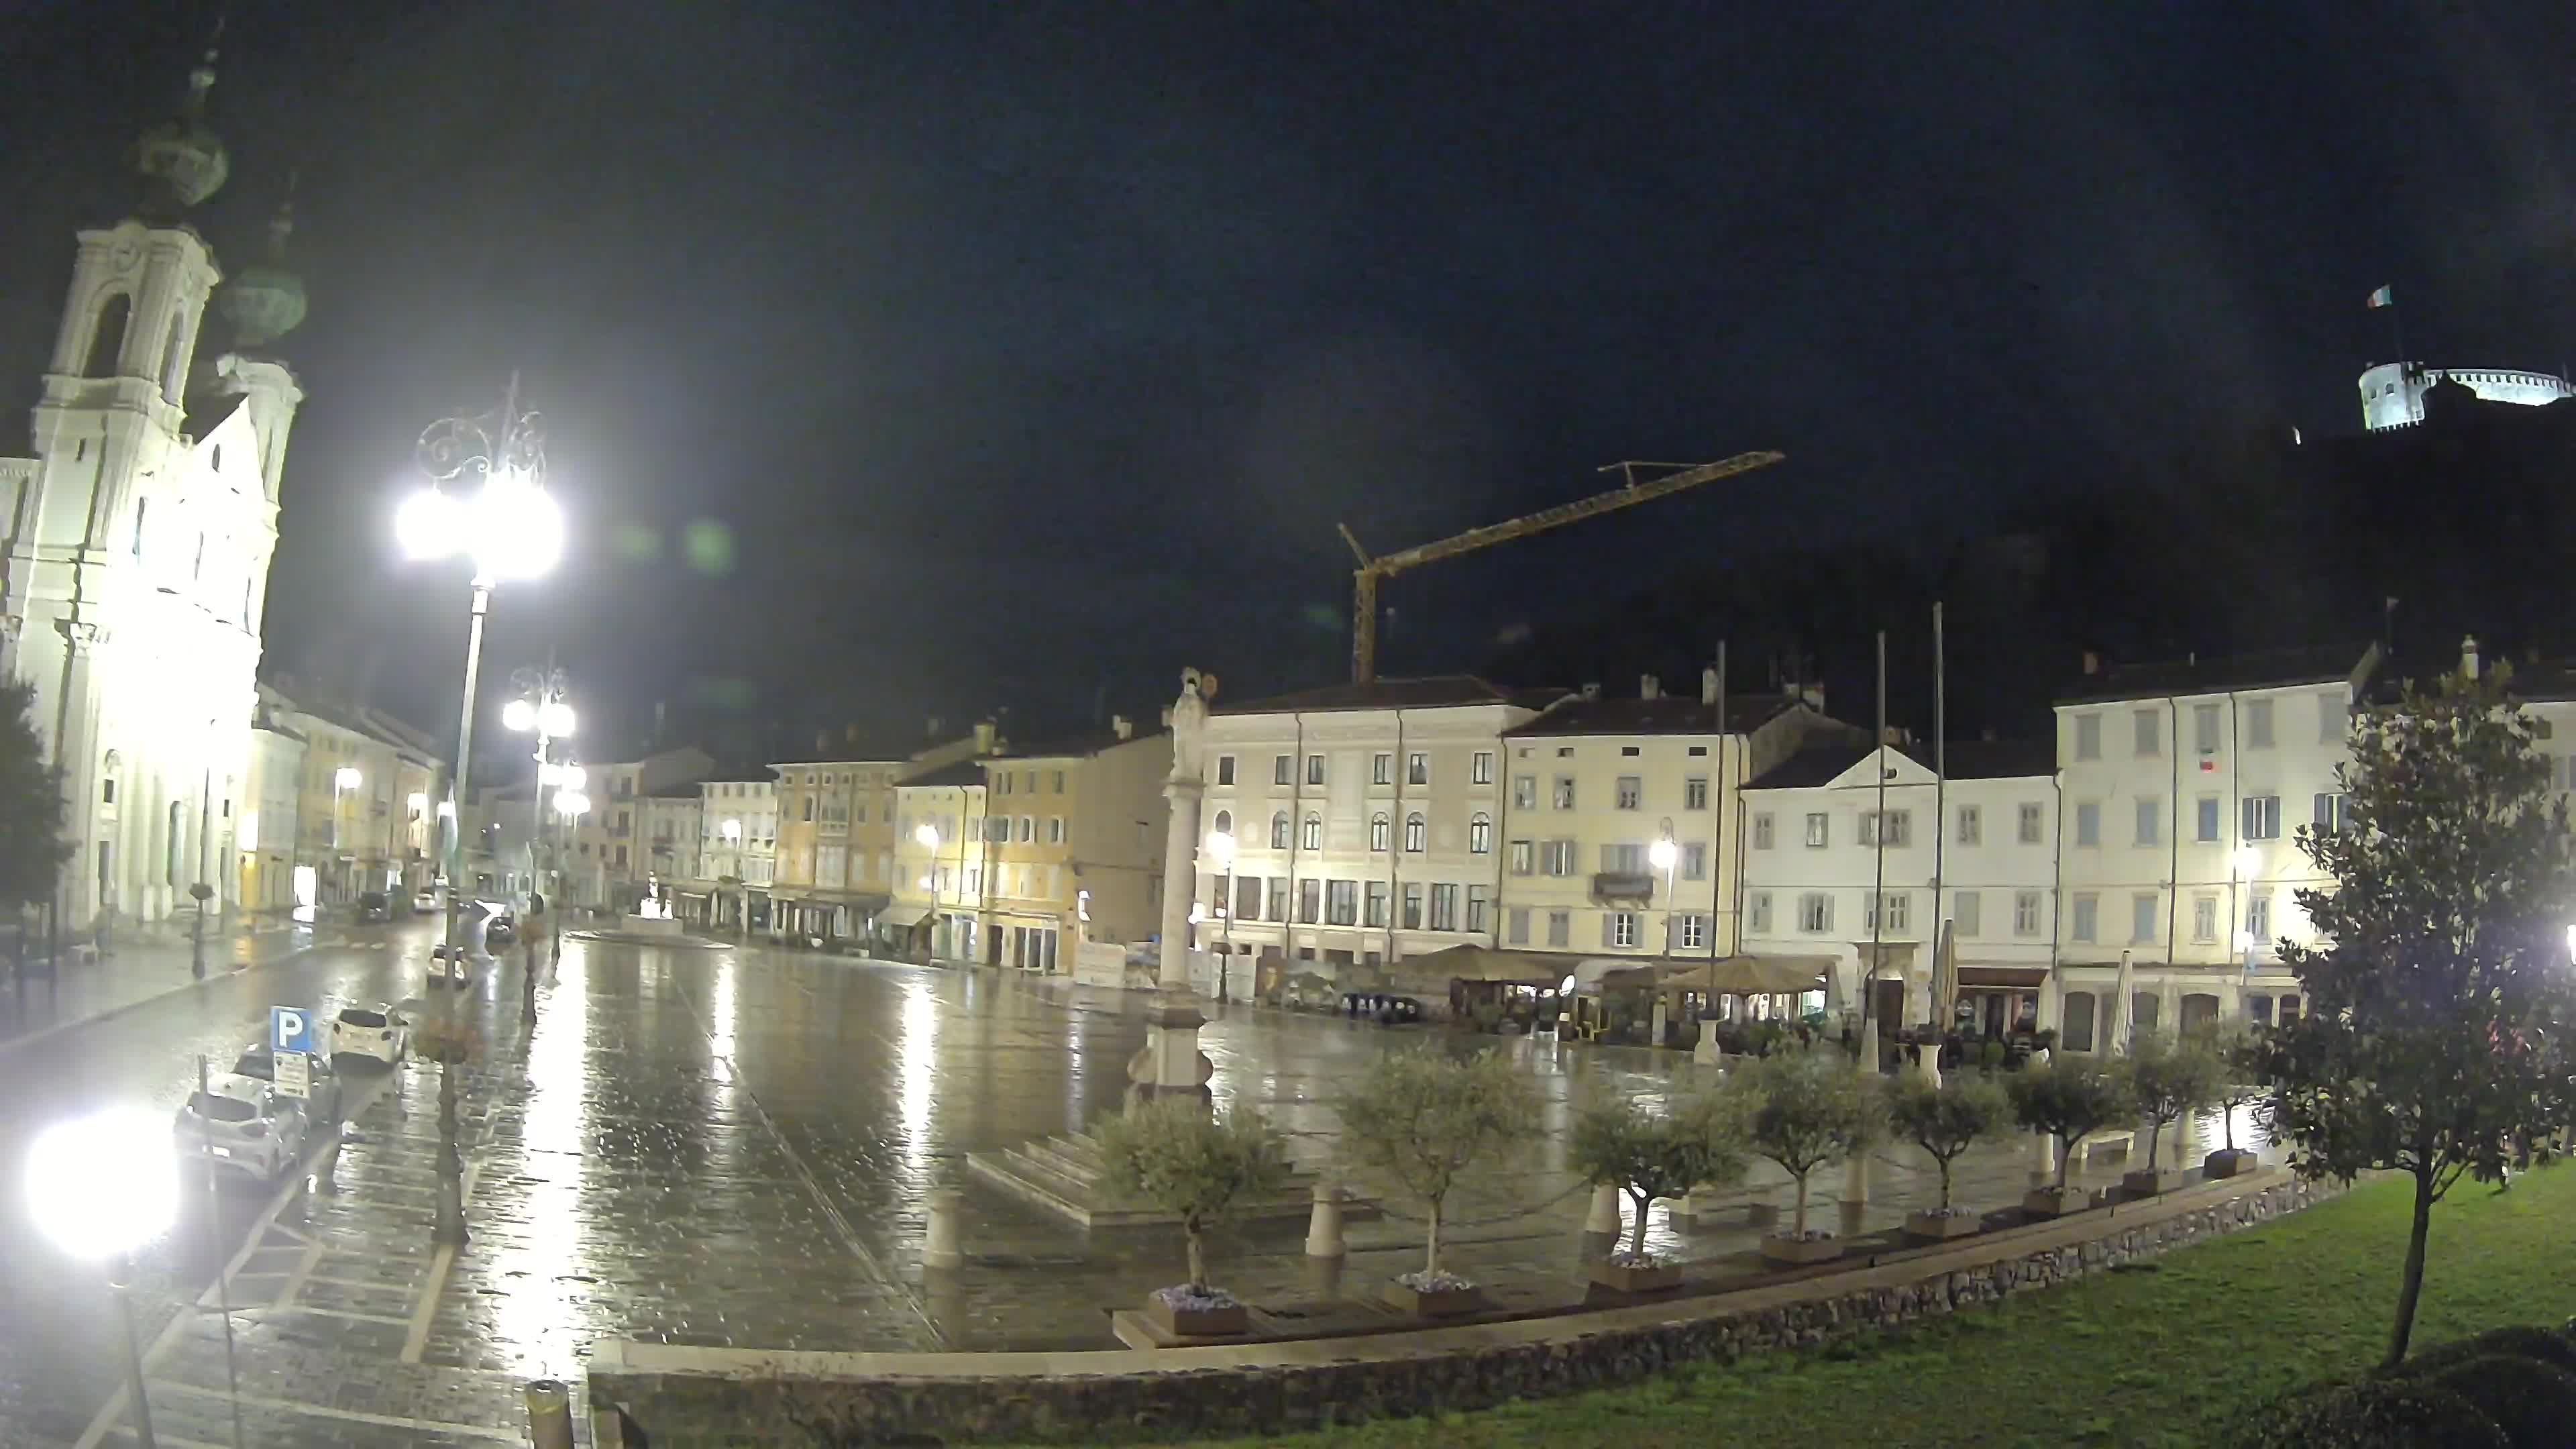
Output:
[
  {"xmin": 333, "ymin": 765, "xmax": 362, "ymax": 791},
  {"xmin": 396, "ymin": 476, "xmax": 564, "ymax": 584},
  {"xmin": 1204, "ymin": 828, "xmax": 1236, "ymax": 869},
  {"xmin": 501, "ymin": 698, "xmax": 537, "ymax": 733},
  {"xmin": 553, "ymin": 789, "xmax": 590, "ymax": 818},
  {"xmin": 721, "ymin": 818, "xmax": 743, "ymax": 843},
  {"xmin": 25, "ymin": 1108, "xmax": 179, "ymax": 1260},
  {"xmin": 1648, "ymin": 837, "xmax": 1678, "ymax": 871},
  {"xmin": 537, "ymin": 699, "xmax": 575, "ymax": 737},
  {"xmin": 914, "ymin": 823, "xmax": 940, "ymax": 849}
]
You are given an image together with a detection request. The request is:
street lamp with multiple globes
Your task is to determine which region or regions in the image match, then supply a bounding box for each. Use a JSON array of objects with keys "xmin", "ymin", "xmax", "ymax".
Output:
[
  {"xmin": 914, "ymin": 822, "xmax": 942, "ymax": 956},
  {"xmin": 501, "ymin": 666, "xmax": 575, "ymax": 914},
  {"xmin": 398, "ymin": 374, "xmax": 561, "ymax": 1248},
  {"xmin": 1203, "ymin": 826, "xmax": 1235, "ymax": 1002},
  {"xmin": 330, "ymin": 765, "xmax": 362, "ymax": 903},
  {"xmin": 1649, "ymin": 822, "xmax": 1679, "ymax": 951},
  {"xmin": 27, "ymin": 1106, "xmax": 181, "ymax": 1448},
  {"xmin": 720, "ymin": 818, "xmax": 744, "ymax": 933}
]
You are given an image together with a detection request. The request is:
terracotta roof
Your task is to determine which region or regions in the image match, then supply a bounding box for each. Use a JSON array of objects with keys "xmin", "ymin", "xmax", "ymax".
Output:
[
  {"xmin": 1214, "ymin": 675, "xmax": 1566, "ymax": 716},
  {"xmin": 2056, "ymin": 643, "xmax": 2377, "ymax": 704},
  {"xmin": 1749, "ymin": 738, "xmax": 2053, "ymax": 790},
  {"xmin": 1504, "ymin": 692, "xmax": 1805, "ymax": 738},
  {"xmin": 998, "ymin": 727, "xmax": 1166, "ymax": 759},
  {"xmin": 898, "ymin": 759, "xmax": 987, "ymax": 788}
]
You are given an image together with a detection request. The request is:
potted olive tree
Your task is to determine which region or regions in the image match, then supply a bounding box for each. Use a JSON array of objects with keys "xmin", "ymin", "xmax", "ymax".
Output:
[
  {"xmin": 2200, "ymin": 1020, "xmax": 2265, "ymax": 1178},
  {"xmin": 1095, "ymin": 1097, "xmax": 1292, "ymax": 1337},
  {"xmin": 2007, "ymin": 1059, "xmax": 2131, "ymax": 1218},
  {"xmin": 1334, "ymin": 1044, "xmax": 1542, "ymax": 1316},
  {"xmin": 1732, "ymin": 1047, "xmax": 1880, "ymax": 1265},
  {"xmin": 1890, "ymin": 1072, "xmax": 2012, "ymax": 1240},
  {"xmin": 2124, "ymin": 1030, "xmax": 2224, "ymax": 1197},
  {"xmin": 1570, "ymin": 1092, "xmax": 1746, "ymax": 1292}
]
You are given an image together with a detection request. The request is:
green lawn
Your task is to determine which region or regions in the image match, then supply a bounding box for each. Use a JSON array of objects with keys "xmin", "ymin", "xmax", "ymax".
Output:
[{"xmin": 1159, "ymin": 1167, "xmax": 2576, "ymax": 1449}]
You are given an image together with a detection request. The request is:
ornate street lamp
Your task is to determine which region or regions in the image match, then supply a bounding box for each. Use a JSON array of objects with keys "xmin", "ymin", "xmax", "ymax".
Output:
[
  {"xmin": 28, "ymin": 1108, "xmax": 180, "ymax": 1448},
  {"xmin": 1203, "ymin": 827, "xmax": 1235, "ymax": 1002},
  {"xmin": 502, "ymin": 665, "xmax": 574, "ymax": 918},
  {"xmin": 398, "ymin": 374, "xmax": 561, "ymax": 1247}
]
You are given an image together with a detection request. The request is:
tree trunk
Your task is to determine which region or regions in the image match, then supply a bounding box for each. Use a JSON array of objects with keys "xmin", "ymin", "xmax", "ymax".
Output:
[
  {"xmin": 2055, "ymin": 1131, "xmax": 2074, "ymax": 1190},
  {"xmin": 1426, "ymin": 1196, "xmax": 1444, "ymax": 1276},
  {"xmin": 1185, "ymin": 1221, "xmax": 1208, "ymax": 1292},
  {"xmin": 2382, "ymin": 1169, "xmax": 2437, "ymax": 1371},
  {"xmin": 1937, "ymin": 1155, "xmax": 1953, "ymax": 1211},
  {"xmin": 1629, "ymin": 1189, "xmax": 1651, "ymax": 1257},
  {"xmin": 2148, "ymin": 1119, "xmax": 2163, "ymax": 1170},
  {"xmin": 2221, "ymin": 1098, "xmax": 2237, "ymax": 1153},
  {"xmin": 1792, "ymin": 1172, "xmax": 1811, "ymax": 1236}
]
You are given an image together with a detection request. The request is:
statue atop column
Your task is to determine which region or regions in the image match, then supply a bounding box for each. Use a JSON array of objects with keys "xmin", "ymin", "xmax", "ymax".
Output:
[{"xmin": 1168, "ymin": 667, "xmax": 1213, "ymax": 783}]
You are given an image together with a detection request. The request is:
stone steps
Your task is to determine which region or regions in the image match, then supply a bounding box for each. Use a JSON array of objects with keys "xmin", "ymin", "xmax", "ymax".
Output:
[{"xmin": 964, "ymin": 1134, "xmax": 1352, "ymax": 1230}]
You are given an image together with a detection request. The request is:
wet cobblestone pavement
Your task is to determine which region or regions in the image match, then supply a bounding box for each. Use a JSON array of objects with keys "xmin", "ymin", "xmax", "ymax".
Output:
[{"xmin": 7, "ymin": 924, "xmax": 2266, "ymax": 1445}]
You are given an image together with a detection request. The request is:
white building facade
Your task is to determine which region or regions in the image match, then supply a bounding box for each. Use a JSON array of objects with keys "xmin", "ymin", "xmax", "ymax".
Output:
[
  {"xmin": 2359, "ymin": 361, "xmax": 2575, "ymax": 431},
  {"xmin": 696, "ymin": 773, "xmax": 778, "ymax": 926}
]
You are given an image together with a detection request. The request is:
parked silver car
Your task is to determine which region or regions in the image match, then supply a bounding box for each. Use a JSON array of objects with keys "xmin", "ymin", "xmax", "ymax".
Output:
[{"xmin": 174, "ymin": 1073, "xmax": 309, "ymax": 1182}]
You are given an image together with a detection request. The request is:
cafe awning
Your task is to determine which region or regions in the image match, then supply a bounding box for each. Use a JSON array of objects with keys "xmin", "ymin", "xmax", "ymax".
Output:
[
  {"xmin": 1957, "ymin": 965, "xmax": 2051, "ymax": 989},
  {"xmin": 1394, "ymin": 943, "xmax": 1568, "ymax": 984},
  {"xmin": 875, "ymin": 903, "xmax": 931, "ymax": 930},
  {"xmin": 1656, "ymin": 954, "xmax": 1834, "ymax": 996}
]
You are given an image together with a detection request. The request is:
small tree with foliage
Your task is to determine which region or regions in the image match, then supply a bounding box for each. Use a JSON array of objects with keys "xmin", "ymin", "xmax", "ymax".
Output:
[
  {"xmin": 2008, "ymin": 1060, "xmax": 2131, "ymax": 1192},
  {"xmin": 0, "ymin": 680, "xmax": 71, "ymax": 912},
  {"xmin": 2261, "ymin": 663, "xmax": 2576, "ymax": 1370},
  {"xmin": 1729, "ymin": 1046, "xmax": 1880, "ymax": 1236},
  {"xmin": 1570, "ymin": 1092, "xmax": 1747, "ymax": 1259},
  {"xmin": 1095, "ymin": 1097, "xmax": 1291, "ymax": 1292},
  {"xmin": 2127, "ymin": 1030, "xmax": 2225, "ymax": 1171},
  {"xmin": 1890, "ymin": 1073, "xmax": 2012, "ymax": 1211},
  {"xmin": 1334, "ymin": 1045, "xmax": 1542, "ymax": 1279},
  {"xmin": 2184, "ymin": 1018, "xmax": 2267, "ymax": 1157}
]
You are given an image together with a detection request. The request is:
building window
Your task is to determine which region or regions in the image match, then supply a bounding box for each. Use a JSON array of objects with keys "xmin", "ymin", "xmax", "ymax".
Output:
[
  {"xmin": 1273, "ymin": 755, "xmax": 1293, "ymax": 785},
  {"xmin": 1680, "ymin": 841, "xmax": 1707, "ymax": 880},
  {"xmin": 2192, "ymin": 894, "xmax": 2218, "ymax": 943},
  {"xmin": 1804, "ymin": 812, "xmax": 1829, "ymax": 848},
  {"xmin": 1601, "ymin": 842, "xmax": 1646, "ymax": 874},
  {"xmin": 1511, "ymin": 775, "xmax": 1536, "ymax": 809},
  {"xmin": 1615, "ymin": 775, "xmax": 1642, "ymax": 810},
  {"xmin": 2312, "ymin": 792, "xmax": 2351, "ymax": 834},
  {"xmin": 2131, "ymin": 892, "xmax": 2159, "ymax": 944},
  {"xmin": 1748, "ymin": 892, "xmax": 1773, "ymax": 933},
  {"xmin": 1465, "ymin": 885, "xmax": 1488, "ymax": 933},
  {"xmin": 2196, "ymin": 796, "xmax": 2220, "ymax": 843},
  {"xmin": 1404, "ymin": 812, "xmax": 1426, "ymax": 852},
  {"xmin": 2133, "ymin": 707, "xmax": 2161, "ymax": 757},
  {"xmin": 1953, "ymin": 890, "xmax": 1981, "ymax": 936},
  {"xmin": 802, "ymin": 798, "xmax": 814, "ymax": 822},
  {"xmin": 1859, "ymin": 810, "xmax": 1911, "ymax": 847},
  {"xmin": 1326, "ymin": 879, "xmax": 1358, "ymax": 925},
  {"xmin": 1752, "ymin": 812, "xmax": 1774, "ymax": 849},
  {"xmin": 1468, "ymin": 813, "xmax": 1491, "ymax": 853},
  {"xmin": 1505, "ymin": 907, "xmax": 1530, "ymax": 945},
  {"xmin": 1368, "ymin": 812, "xmax": 1391, "ymax": 851},
  {"xmin": 2245, "ymin": 700, "xmax": 2275, "ymax": 748},
  {"xmin": 1373, "ymin": 753, "xmax": 1393, "ymax": 785},
  {"xmin": 1541, "ymin": 839, "xmax": 1576, "ymax": 875},
  {"xmin": 2018, "ymin": 802, "xmax": 2043, "ymax": 844},
  {"xmin": 1509, "ymin": 839, "xmax": 1533, "ymax": 875},
  {"xmin": 2072, "ymin": 893, "xmax": 2098, "ymax": 943},
  {"xmin": 1298, "ymin": 878, "xmax": 1322, "ymax": 923},
  {"xmin": 102, "ymin": 777, "xmax": 115, "ymax": 804},
  {"xmin": 1797, "ymin": 892, "xmax": 1833, "ymax": 932},
  {"xmin": 2241, "ymin": 794, "xmax": 2282, "ymax": 841},
  {"xmin": 1236, "ymin": 875, "xmax": 1260, "ymax": 919},
  {"xmin": 1019, "ymin": 815, "xmax": 1035, "ymax": 842},
  {"xmin": 2247, "ymin": 892, "xmax": 2273, "ymax": 943},
  {"xmin": 2013, "ymin": 890, "xmax": 2042, "ymax": 937},
  {"xmin": 2194, "ymin": 703, "xmax": 2220, "ymax": 753},
  {"xmin": 1364, "ymin": 881, "xmax": 1389, "ymax": 927},
  {"xmin": 1955, "ymin": 804, "xmax": 1980, "ymax": 845},
  {"xmin": 1401, "ymin": 883, "xmax": 1424, "ymax": 930},
  {"xmin": 1552, "ymin": 776, "xmax": 1575, "ymax": 809},
  {"xmin": 1306, "ymin": 753, "xmax": 1326, "ymax": 786},
  {"xmin": 1865, "ymin": 891, "xmax": 1909, "ymax": 934},
  {"xmin": 1217, "ymin": 756, "xmax": 1236, "ymax": 786},
  {"xmin": 1048, "ymin": 816, "xmax": 1064, "ymax": 844},
  {"xmin": 1301, "ymin": 813, "xmax": 1322, "ymax": 851},
  {"xmin": 1684, "ymin": 775, "xmax": 1709, "ymax": 810},
  {"xmin": 2063, "ymin": 991, "xmax": 2096, "ymax": 1053},
  {"xmin": 1547, "ymin": 909, "xmax": 1570, "ymax": 947},
  {"xmin": 1407, "ymin": 752, "xmax": 1428, "ymax": 786},
  {"xmin": 2134, "ymin": 797, "xmax": 2159, "ymax": 847},
  {"xmin": 2075, "ymin": 801, "xmax": 2100, "ymax": 847},
  {"xmin": 2320, "ymin": 692, "xmax": 2347, "ymax": 744},
  {"xmin": 1270, "ymin": 812, "xmax": 1291, "ymax": 849},
  {"xmin": 1607, "ymin": 911, "xmax": 1639, "ymax": 948},
  {"xmin": 1471, "ymin": 751, "xmax": 1493, "ymax": 785},
  {"xmin": 2074, "ymin": 713, "xmax": 2102, "ymax": 761},
  {"xmin": 1676, "ymin": 913, "xmax": 1709, "ymax": 950}
]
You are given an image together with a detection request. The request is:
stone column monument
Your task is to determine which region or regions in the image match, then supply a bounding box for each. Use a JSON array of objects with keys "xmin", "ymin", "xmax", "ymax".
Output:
[{"xmin": 1130, "ymin": 668, "xmax": 1214, "ymax": 1099}]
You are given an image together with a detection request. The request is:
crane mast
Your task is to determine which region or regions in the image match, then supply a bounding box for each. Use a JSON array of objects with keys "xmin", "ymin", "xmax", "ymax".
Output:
[{"xmin": 1340, "ymin": 449, "xmax": 1786, "ymax": 683}]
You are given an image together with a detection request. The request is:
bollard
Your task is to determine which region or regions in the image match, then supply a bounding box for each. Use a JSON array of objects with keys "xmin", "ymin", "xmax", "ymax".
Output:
[
  {"xmin": 1672, "ymin": 1190, "xmax": 1699, "ymax": 1230},
  {"xmin": 922, "ymin": 1187, "xmax": 963, "ymax": 1269},
  {"xmin": 2029, "ymin": 1127, "xmax": 2057, "ymax": 1189},
  {"xmin": 524, "ymin": 1378, "xmax": 573, "ymax": 1449},
  {"xmin": 1303, "ymin": 1182, "xmax": 1346, "ymax": 1258},
  {"xmin": 1584, "ymin": 1183, "xmax": 1622, "ymax": 1236}
]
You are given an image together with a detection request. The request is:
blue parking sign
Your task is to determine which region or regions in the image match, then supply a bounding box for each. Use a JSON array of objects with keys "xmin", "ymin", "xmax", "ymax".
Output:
[{"xmin": 270, "ymin": 1005, "xmax": 315, "ymax": 1055}]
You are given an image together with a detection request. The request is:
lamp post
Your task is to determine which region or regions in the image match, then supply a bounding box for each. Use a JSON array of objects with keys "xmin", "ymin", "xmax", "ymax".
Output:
[
  {"xmin": 399, "ymin": 376, "xmax": 561, "ymax": 1248},
  {"xmin": 1204, "ymin": 827, "xmax": 1235, "ymax": 1002},
  {"xmin": 27, "ymin": 1107, "xmax": 181, "ymax": 1449},
  {"xmin": 1649, "ymin": 823, "xmax": 1678, "ymax": 952},
  {"xmin": 502, "ymin": 669, "xmax": 574, "ymax": 912},
  {"xmin": 330, "ymin": 765, "xmax": 361, "ymax": 905},
  {"xmin": 721, "ymin": 818, "xmax": 743, "ymax": 933},
  {"xmin": 915, "ymin": 822, "xmax": 943, "ymax": 958}
]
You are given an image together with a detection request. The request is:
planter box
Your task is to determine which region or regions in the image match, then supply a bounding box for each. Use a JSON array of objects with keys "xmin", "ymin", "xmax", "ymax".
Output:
[
  {"xmin": 1384, "ymin": 1281, "xmax": 1483, "ymax": 1318},
  {"xmin": 2023, "ymin": 1186, "xmax": 2090, "ymax": 1219},
  {"xmin": 1587, "ymin": 1260, "xmax": 1681, "ymax": 1294},
  {"xmin": 1760, "ymin": 1234, "xmax": 1842, "ymax": 1266},
  {"xmin": 2123, "ymin": 1167, "xmax": 2188, "ymax": 1199},
  {"xmin": 1143, "ymin": 1297, "xmax": 1247, "ymax": 1338},
  {"xmin": 2203, "ymin": 1147, "xmax": 2259, "ymax": 1179},
  {"xmin": 1903, "ymin": 1209, "xmax": 1984, "ymax": 1241}
]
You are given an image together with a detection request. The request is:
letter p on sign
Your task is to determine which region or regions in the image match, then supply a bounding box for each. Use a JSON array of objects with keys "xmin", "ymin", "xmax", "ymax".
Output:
[{"xmin": 270, "ymin": 1006, "xmax": 313, "ymax": 1056}]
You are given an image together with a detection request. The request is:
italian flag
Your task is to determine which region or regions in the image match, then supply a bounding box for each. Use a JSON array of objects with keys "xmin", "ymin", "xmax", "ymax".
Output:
[{"xmin": 2366, "ymin": 285, "xmax": 2394, "ymax": 309}]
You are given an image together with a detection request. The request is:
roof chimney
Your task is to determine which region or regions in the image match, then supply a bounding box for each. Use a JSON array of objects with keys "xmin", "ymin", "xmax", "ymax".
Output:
[
  {"xmin": 2081, "ymin": 650, "xmax": 2101, "ymax": 676},
  {"xmin": 1640, "ymin": 674, "xmax": 1660, "ymax": 700},
  {"xmin": 1701, "ymin": 666, "xmax": 1720, "ymax": 705},
  {"xmin": 1580, "ymin": 682, "xmax": 1601, "ymax": 701},
  {"xmin": 845, "ymin": 723, "xmax": 861, "ymax": 745},
  {"xmin": 2461, "ymin": 634, "xmax": 2481, "ymax": 680},
  {"xmin": 926, "ymin": 715, "xmax": 943, "ymax": 740},
  {"xmin": 1111, "ymin": 714, "xmax": 1133, "ymax": 740},
  {"xmin": 816, "ymin": 729, "xmax": 830, "ymax": 752},
  {"xmin": 1799, "ymin": 684, "xmax": 1826, "ymax": 713},
  {"xmin": 973, "ymin": 719, "xmax": 997, "ymax": 753}
]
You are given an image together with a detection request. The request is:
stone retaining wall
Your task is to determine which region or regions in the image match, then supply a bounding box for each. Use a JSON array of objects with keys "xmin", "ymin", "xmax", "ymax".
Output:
[{"xmin": 590, "ymin": 1171, "xmax": 2339, "ymax": 1447}]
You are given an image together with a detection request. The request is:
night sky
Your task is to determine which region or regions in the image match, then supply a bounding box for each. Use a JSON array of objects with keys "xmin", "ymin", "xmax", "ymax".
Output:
[{"xmin": 4, "ymin": 2, "xmax": 2573, "ymax": 762}]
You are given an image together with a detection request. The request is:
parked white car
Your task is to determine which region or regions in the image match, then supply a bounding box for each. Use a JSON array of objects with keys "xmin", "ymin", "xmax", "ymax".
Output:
[
  {"xmin": 175, "ymin": 1073, "xmax": 309, "ymax": 1182},
  {"xmin": 330, "ymin": 1004, "xmax": 411, "ymax": 1066}
]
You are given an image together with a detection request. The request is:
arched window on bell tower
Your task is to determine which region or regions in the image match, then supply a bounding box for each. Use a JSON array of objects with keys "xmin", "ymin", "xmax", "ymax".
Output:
[
  {"xmin": 158, "ymin": 313, "xmax": 189, "ymax": 401},
  {"xmin": 87, "ymin": 293, "xmax": 131, "ymax": 377}
]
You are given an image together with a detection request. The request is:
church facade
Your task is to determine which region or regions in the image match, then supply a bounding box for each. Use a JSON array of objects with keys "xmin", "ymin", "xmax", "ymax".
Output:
[{"xmin": 0, "ymin": 46, "xmax": 308, "ymax": 928}]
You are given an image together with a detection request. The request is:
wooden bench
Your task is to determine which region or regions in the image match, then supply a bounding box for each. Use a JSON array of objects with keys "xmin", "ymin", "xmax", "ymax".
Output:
[{"xmin": 1665, "ymin": 1182, "xmax": 1786, "ymax": 1228}]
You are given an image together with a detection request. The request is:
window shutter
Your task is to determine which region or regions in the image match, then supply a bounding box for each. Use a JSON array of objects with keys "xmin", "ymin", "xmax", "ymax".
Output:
[{"xmin": 1601, "ymin": 913, "xmax": 1615, "ymax": 949}]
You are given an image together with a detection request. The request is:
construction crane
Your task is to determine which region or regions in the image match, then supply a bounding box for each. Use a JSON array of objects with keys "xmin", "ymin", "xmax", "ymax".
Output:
[{"xmin": 1336, "ymin": 449, "xmax": 1786, "ymax": 683}]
